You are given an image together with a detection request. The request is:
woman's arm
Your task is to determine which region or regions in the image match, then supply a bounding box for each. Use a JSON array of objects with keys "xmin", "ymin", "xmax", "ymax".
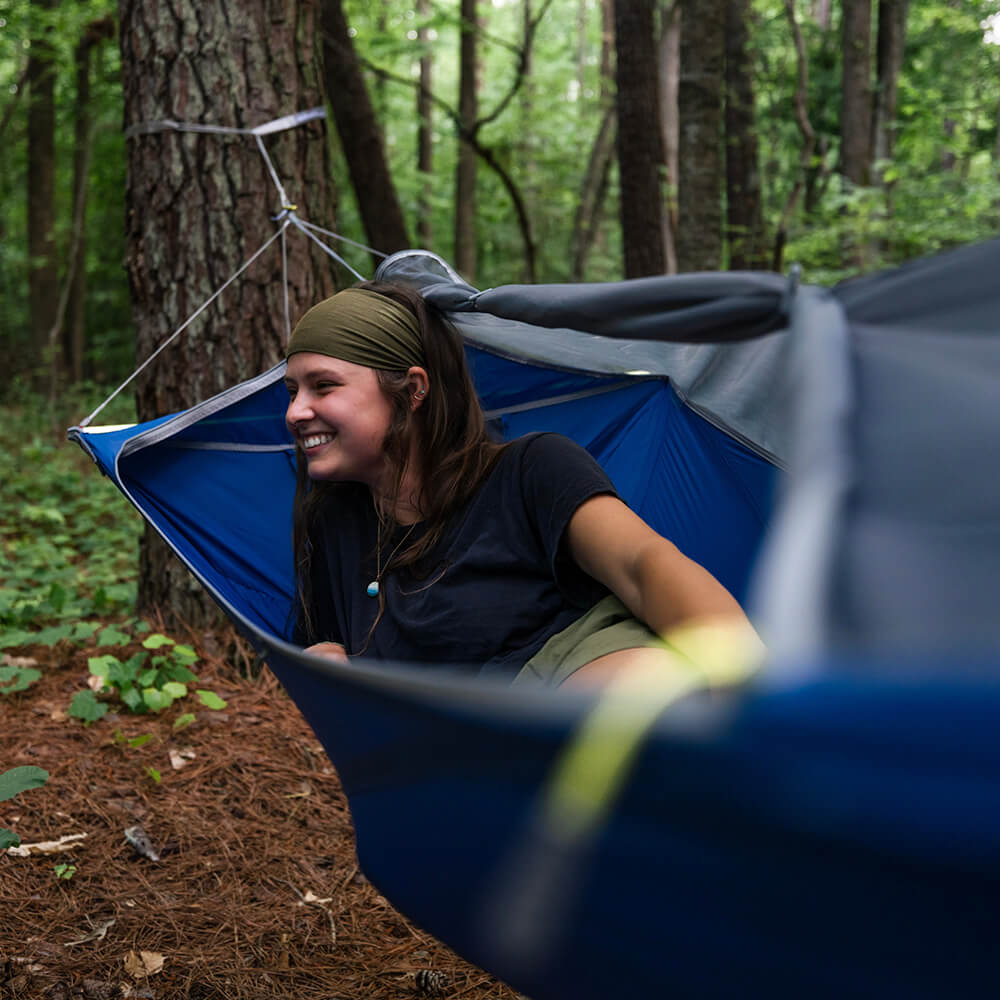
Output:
[{"xmin": 565, "ymin": 494, "xmax": 753, "ymax": 638}]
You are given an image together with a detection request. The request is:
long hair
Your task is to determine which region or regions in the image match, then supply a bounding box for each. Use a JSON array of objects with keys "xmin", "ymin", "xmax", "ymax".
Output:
[{"xmin": 292, "ymin": 281, "xmax": 506, "ymax": 647}]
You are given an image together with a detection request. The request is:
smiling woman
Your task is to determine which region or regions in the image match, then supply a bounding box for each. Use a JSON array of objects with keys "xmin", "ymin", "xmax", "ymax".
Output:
[{"xmin": 287, "ymin": 283, "xmax": 760, "ymax": 686}]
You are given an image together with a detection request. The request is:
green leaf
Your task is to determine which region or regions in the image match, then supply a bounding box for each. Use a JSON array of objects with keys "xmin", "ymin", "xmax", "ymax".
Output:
[
  {"xmin": 87, "ymin": 654, "xmax": 120, "ymax": 677},
  {"xmin": 72, "ymin": 621, "xmax": 102, "ymax": 641},
  {"xmin": 141, "ymin": 687, "xmax": 172, "ymax": 712},
  {"xmin": 0, "ymin": 765, "xmax": 49, "ymax": 802},
  {"xmin": 165, "ymin": 664, "xmax": 197, "ymax": 684},
  {"xmin": 145, "ymin": 766, "xmax": 161, "ymax": 784},
  {"xmin": 0, "ymin": 665, "xmax": 42, "ymax": 694},
  {"xmin": 137, "ymin": 668, "xmax": 159, "ymax": 687},
  {"xmin": 121, "ymin": 686, "xmax": 143, "ymax": 712},
  {"xmin": 173, "ymin": 713, "xmax": 196, "ymax": 731},
  {"xmin": 161, "ymin": 681, "xmax": 187, "ymax": 699},
  {"xmin": 53, "ymin": 862, "xmax": 77, "ymax": 880},
  {"xmin": 68, "ymin": 690, "xmax": 109, "ymax": 723},
  {"xmin": 142, "ymin": 633, "xmax": 175, "ymax": 650},
  {"xmin": 0, "ymin": 828, "xmax": 21, "ymax": 849},
  {"xmin": 196, "ymin": 690, "xmax": 227, "ymax": 710},
  {"xmin": 171, "ymin": 644, "xmax": 198, "ymax": 664},
  {"xmin": 127, "ymin": 733, "xmax": 154, "ymax": 749},
  {"xmin": 96, "ymin": 624, "xmax": 132, "ymax": 646}
]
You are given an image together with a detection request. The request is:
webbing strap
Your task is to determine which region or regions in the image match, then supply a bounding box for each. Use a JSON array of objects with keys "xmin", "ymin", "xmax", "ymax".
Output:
[{"xmin": 123, "ymin": 106, "xmax": 327, "ymax": 140}]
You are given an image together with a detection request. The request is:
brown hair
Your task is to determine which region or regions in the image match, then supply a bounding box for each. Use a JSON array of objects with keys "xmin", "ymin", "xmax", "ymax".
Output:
[{"xmin": 292, "ymin": 281, "xmax": 506, "ymax": 647}]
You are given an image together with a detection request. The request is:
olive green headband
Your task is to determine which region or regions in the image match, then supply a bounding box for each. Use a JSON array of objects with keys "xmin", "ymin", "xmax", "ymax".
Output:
[{"xmin": 286, "ymin": 287, "xmax": 425, "ymax": 371}]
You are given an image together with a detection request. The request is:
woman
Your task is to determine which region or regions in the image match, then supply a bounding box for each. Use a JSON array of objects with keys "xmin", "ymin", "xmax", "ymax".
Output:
[{"xmin": 287, "ymin": 281, "xmax": 758, "ymax": 687}]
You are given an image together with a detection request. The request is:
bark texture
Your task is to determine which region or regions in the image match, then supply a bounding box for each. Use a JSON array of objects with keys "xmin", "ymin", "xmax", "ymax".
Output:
[
  {"xmin": 724, "ymin": 0, "xmax": 765, "ymax": 269},
  {"xmin": 613, "ymin": 0, "xmax": 666, "ymax": 278},
  {"xmin": 454, "ymin": 0, "xmax": 479, "ymax": 281},
  {"xmin": 416, "ymin": 0, "xmax": 433, "ymax": 248},
  {"xmin": 871, "ymin": 0, "xmax": 908, "ymax": 170},
  {"xmin": 27, "ymin": 0, "xmax": 59, "ymax": 361},
  {"xmin": 119, "ymin": 0, "xmax": 336, "ymax": 627},
  {"xmin": 322, "ymin": 0, "xmax": 409, "ymax": 258},
  {"xmin": 840, "ymin": 0, "xmax": 873, "ymax": 186},
  {"xmin": 676, "ymin": 0, "xmax": 725, "ymax": 272}
]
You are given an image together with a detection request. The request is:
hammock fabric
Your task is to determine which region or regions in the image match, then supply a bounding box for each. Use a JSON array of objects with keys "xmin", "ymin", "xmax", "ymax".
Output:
[{"xmin": 69, "ymin": 240, "xmax": 1000, "ymax": 1000}]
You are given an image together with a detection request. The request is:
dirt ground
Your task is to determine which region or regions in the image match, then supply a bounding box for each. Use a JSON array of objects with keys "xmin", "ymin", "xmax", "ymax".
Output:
[{"xmin": 0, "ymin": 631, "xmax": 520, "ymax": 1000}]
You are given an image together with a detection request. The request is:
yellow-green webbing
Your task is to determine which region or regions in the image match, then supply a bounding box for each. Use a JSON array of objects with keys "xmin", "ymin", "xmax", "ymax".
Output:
[{"xmin": 541, "ymin": 620, "xmax": 763, "ymax": 842}]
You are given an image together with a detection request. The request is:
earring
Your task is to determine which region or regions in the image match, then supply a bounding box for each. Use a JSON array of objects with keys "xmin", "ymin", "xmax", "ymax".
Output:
[{"xmin": 416, "ymin": 389, "xmax": 426, "ymax": 398}]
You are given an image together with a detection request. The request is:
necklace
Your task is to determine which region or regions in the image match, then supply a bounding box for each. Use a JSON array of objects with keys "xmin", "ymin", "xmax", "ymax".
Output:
[{"xmin": 366, "ymin": 512, "xmax": 417, "ymax": 598}]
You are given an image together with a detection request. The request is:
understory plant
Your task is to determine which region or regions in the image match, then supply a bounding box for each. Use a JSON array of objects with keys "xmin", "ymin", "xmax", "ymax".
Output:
[{"xmin": 0, "ymin": 765, "xmax": 49, "ymax": 850}]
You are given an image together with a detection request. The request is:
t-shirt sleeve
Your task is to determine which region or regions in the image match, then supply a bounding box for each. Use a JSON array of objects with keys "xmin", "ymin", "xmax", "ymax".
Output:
[{"xmin": 518, "ymin": 433, "xmax": 619, "ymax": 607}]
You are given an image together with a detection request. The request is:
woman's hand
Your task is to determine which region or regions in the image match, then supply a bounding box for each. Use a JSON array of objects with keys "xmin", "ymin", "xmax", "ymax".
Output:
[{"xmin": 305, "ymin": 641, "xmax": 349, "ymax": 662}]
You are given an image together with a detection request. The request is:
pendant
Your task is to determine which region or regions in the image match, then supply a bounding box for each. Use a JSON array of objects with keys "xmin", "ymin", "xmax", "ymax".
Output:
[{"xmin": 366, "ymin": 580, "xmax": 379, "ymax": 598}]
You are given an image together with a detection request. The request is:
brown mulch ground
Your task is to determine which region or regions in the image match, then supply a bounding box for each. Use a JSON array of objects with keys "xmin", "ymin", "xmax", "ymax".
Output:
[{"xmin": 0, "ymin": 631, "xmax": 520, "ymax": 1000}]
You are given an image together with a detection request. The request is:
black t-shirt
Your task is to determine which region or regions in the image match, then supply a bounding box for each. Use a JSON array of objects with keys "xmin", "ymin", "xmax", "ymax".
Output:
[{"xmin": 302, "ymin": 433, "xmax": 618, "ymax": 677}]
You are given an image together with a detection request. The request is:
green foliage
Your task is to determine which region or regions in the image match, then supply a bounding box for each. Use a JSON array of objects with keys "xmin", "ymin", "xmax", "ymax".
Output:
[
  {"xmin": 68, "ymin": 689, "xmax": 109, "ymax": 724},
  {"xmin": 0, "ymin": 765, "xmax": 49, "ymax": 849},
  {"xmin": 53, "ymin": 862, "xmax": 77, "ymax": 880},
  {"xmin": 0, "ymin": 663, "xmax": 42, "ymax": 694},
  {"xmin": 0, "ymin": 394, "xmax": 141, "ymax": 640}
]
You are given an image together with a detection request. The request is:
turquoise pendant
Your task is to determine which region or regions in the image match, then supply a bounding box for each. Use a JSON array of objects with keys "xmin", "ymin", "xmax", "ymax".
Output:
[{"xmin": 366, "ymin": 580, "xmax": 379, "ymax": 598}]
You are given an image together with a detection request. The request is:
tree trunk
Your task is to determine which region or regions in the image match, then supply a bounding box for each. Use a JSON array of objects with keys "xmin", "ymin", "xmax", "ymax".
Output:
[
  {"xmin": 416, "ymin": 0, "xmax": 433, "ymax": 248},
  {"xmin": 322, "ymin": 0, "xmax": 409, "ymax": 259},
  {"xmin": 27, "ymin": 0, "xmax": 59, "ymax": 370},
  {"xmin": 871, "ymin": 0, "xmax": 907, "ymax": 174},
  {"xmin": 67, "ymin": 16, "xmax": 115, "ymax": 385},
  {"xmin": 454, "ymin": 0, "xmax": 479, "ymax": 282},
  {"xmin": 676, "ymin": 0, "xmax": 725, "ymax": 273},
  {"xmin": 119, "ymin": 0, "xmax": 336, "ymax": 629},
  {"xmin": 812, "ymin": 0, "xmax": 832, "ymax": 30},
  {"xmin": 570, "ymin": 0, "xmax": 616, "ymax": 279},
  {"xmin": 840, "ymin": 0, "xmax": 873, "ymax": 186},
  {"xmin": 613, "ymin": 0, "xmax": 666, "ymax": 278},
  {"xmin": 657, "ymin": 1, "xmax": 680, "ymax": 274},
  {"xmin": 724, "ymin": 0, "xmax": 765, "ymax": 269}
]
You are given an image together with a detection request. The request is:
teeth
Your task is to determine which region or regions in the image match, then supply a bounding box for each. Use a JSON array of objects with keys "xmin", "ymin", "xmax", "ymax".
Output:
[{"xmin": 302, "ymin": 433, "xmax": 334, "ymax": 449}]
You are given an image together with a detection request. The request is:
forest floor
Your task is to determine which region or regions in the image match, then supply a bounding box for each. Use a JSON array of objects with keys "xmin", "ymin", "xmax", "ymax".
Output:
[{"xmin": 0, "ymin": 629, "xmax": 520, "ymax": 1000}]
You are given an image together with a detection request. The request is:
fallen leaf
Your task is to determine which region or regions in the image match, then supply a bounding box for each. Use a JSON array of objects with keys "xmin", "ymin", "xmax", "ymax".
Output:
[
  {"xmin": 123, "ymin": 825, "xmax": 160, "ymax": 862},
  {"xmin": 7, "ymin": 832, "xmax": 87, "ymax": 857},
  {"xmin": 1, "ymin": 654, "xmax": 38, "ymax": 668},
  {"xmin": 123, "ymin": 949, "xmax": 165, "ymax": 979},
  {"xmin": 167, "ymin": 748, "xmax": 195, "ymax": 770},
  {"xmin": 66, "ymin": 917, "xmax": 116, "ymax": 947}
]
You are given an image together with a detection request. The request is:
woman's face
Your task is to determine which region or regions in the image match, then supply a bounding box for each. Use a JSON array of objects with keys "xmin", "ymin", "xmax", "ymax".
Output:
[{"xmin": 285, "ymin": 352, "xmax": 395, "ymax": 488}]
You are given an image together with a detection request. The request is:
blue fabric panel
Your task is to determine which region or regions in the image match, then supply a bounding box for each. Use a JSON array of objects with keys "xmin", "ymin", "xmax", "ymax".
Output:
[
  {"xmin": 263, "ymin": 640, "xmax": 1000, "ymax": 1000},
  {"xmin": 499, "ymin": 380, "xmax": 775, "ymax": 604}
]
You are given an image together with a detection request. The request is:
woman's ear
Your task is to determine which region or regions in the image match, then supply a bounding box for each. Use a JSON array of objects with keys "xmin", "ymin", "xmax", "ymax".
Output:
[{"xmin": 406, "ymin": 366, "xmax": 430, "ymax": 411}]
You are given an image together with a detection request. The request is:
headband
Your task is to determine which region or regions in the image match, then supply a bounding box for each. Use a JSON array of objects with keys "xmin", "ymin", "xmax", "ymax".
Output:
[{"xmin": 286, "ymin": 287, "xmax": 425, "ymax": 371}]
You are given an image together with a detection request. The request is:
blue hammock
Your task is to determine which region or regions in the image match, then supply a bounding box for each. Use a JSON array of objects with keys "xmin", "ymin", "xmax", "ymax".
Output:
[{"xmin": 70, "ymin": 240, "xmax": 1000, "ymax": 999}]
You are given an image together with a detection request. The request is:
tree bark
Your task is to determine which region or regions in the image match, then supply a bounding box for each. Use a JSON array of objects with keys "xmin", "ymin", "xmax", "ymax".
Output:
[
  {"xmin": 871, "ymin": 0, "xmax": 907, "ymax": 173},
  {"xmin": 119, "ymin": 0, "xmax": 336, "ymax": 628},
  {"xmin": 657, "ymin": 1, "xmax": 680, "ymax": 274},
  {"xmin": 416, "ymin": 0, "xmax": 433, "ymax": 248},
  {"xmin": 27, "ymin": 0, "xmax": 59, "ymax": 368},
  {"xmin": 454, "ymin": 0, "xmax": 479, "ymax": 282},
  {"xmin": 840, "ymin": 0, "xmax": 873, "ymax": 186},
  {"xmin": 724, "ymin": 0, "xmax": 765, "ymax": 270},
  {"xmin": 322, "ymin": 0, "xmax": 409, "ymax": 258},
  {"xmin": 570, "ymin": 0, "xmax": 615, "ymax": 279},
  {"xmin": 676, "ymin": 0, "xmax": 725, "ymax": 273},
  {"xmin": 613, "ymin": 0, "xmax": 666, "ymax": 278},
  {"xmin": 67, "ymin": 16, "xmax": 115, "ymax": 385}
]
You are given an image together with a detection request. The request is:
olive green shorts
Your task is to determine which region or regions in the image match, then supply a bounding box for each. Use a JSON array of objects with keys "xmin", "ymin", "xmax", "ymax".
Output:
[{"xmin": 512, "ymin": 594, "xmax": 660, "ymax": 687}]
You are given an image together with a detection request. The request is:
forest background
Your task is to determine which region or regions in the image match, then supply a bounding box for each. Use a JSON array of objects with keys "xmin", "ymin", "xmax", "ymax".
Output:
[{"xmin": 1, "ymin": 0, "xmax": 1000, "ymax": 623}]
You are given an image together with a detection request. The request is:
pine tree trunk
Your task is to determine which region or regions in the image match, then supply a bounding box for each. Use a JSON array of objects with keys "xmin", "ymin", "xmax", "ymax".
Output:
[
  {"xmin": 871, "ymin": 0, "xmax": 907, "ymax": 172},
  {"xmin": 724, "ymin": 0, "xmax": 765, "ymax": 270},
  {"xmin": 119, "ymin": 0, "xmax": 336, "ymax": 629},
  {"xmin": 613, "ymin": 0, "xmax": 666, "ymax": 278},
  {"xmin": 27, "ymin": 0, "xmax": 59, "ymax": 370},
  {"xmin": 454, "ymin": 0, "xmax": 479, "ymax": 282},
  {"xmin": 676, "ymin": 0, "xmax": 725, "ymax": 273},
  {"xmin": 840, "ymin": 0, "xmax": 873, "ymax": 186},
  {"xmin": 67, "ymin": 16, "xmax": 115, "ymax": 385},
  {"xmin": 416, "ymin": 0, "xmax": 433, "ymax": 248},
  {"xmin": 658, "ymin": 1, "xmax": 680, "ymax": 274},
  {"xmin": 322, "ymin": 0, "xmax": 409, "ymax": 258}
]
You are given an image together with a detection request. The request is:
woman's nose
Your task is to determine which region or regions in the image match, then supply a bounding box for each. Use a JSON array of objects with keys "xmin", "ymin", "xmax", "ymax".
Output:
[{"xmin": 286, "ymin": 392, "xmax": 313, "ymax": 427}]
